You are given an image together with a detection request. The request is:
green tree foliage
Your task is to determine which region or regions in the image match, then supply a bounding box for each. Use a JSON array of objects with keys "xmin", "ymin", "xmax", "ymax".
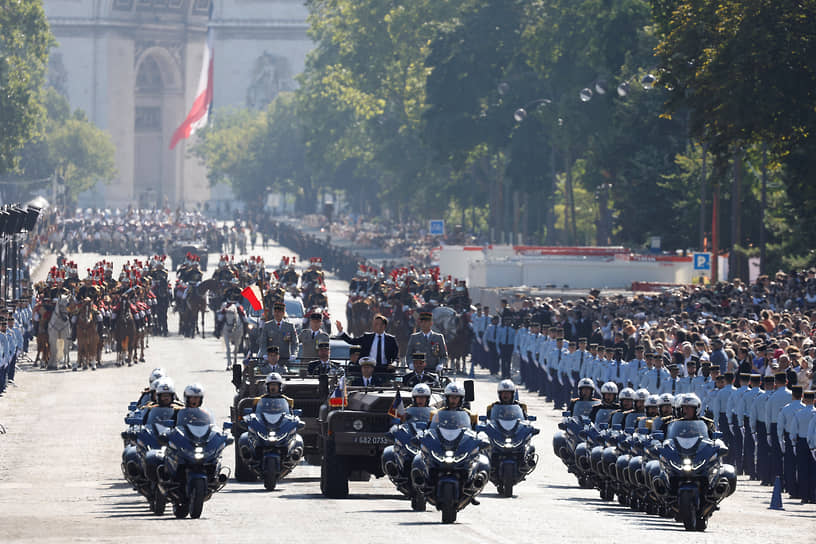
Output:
[{"xmin": 0, "ymin": 0, "xmax": 53, "ymax": 174}]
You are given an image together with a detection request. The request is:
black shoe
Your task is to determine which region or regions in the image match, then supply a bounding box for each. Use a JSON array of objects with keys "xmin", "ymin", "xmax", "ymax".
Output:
[{"xmin": 470, "ymin": 497, "xmax": 480, "ymax": 506}]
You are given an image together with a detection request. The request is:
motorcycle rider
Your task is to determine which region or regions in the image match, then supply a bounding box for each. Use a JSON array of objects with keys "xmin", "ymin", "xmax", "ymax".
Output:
[
  {"xmin": 252, "ymin": 372, "xmax": 294, "ymax": 409},
  {"xmin": 611, "ymin": 387, "xmax": 636, "ymax": 427},
  {"xmin": 652, "ymin": 393, "xmax": 675, "ymax": 432},
  {"xmin": 568, "ymin": 378, "xmax": 598, "ymax": 413},
  {"xmin": 182, "ymin": 383, "xmax": 205, "ymax": 409},
  {"xmin": 406, "ymin": 383, "xmax": 435, "ymax": 422},
  {"xmin": 136, "ymin": 368, "xmax": 166, "ymax": 407},
  {"xmin": 589, "ymin": 381, "xmax": 619, "ymax": 422},
  {"xmin": 638, "ymin": 395, "xmax": 661, "ymax": 429},
  {"xmin": 678, "ymin": 393, "xmax": 716, "ymax": 437},
  {"xmin": 141, "ymin": 377, "xmax": 184, "ymax": 417},
  {"xmin": 435, "ymin": 382, "xmax": 479, "ymax": 504},
  {"xmin": 485, "ymin": 379, "xmax": 528, "ymax": 418}
]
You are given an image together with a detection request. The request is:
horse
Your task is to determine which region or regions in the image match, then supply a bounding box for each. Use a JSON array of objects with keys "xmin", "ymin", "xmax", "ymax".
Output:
[
  {"xmin": 349, "ymin": 297, "xmax": 375, "ymax": 337},
  {"xmin": 113, "ymin": 300, "xmax": 138, "ymax": 366},
  {"xmin": 76, "ymin": 299, "xmax": 100, "ymax": 370},
  {"xmin": 182, "ymin": 280, "xmax": 214, "ymax": 338},
  {"xmin": 447, "ymin": 312, "xmax": 474, "ymax": 374},
  {"xmin": 222, "ymin": 303, "xmax": 244, "ymax": 370},
  {"xmin": 34, "ymin": 306, "xmax": 51, "ymax": 367},
  {"xmin": 47, "ymin": 295, "xmax": 72, "ymax": 370},
  {"xmin": 432, "ymin": 306, "xmax": 471, "ymax": 374},
  {"xmin": 388, "ymin": 305, "xmax": 415, "ymax": 360}
]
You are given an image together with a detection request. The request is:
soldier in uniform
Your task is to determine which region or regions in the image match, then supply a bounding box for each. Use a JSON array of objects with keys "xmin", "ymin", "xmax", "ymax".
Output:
[
  {"xmin": 307, "ymin": 340, "xmax": 341, "ymax": 375},
  {"xmin": 486, "ymin": 379, "xmax": 528, "ymax": 418},
  {"xmin": 253, "ymin": 345, "xmax": 289, "ymax": 375},
  {"xmin": 258, "ymin": 300, "xmax": 299, "ymax": 362},
  {"xmin": 350, "ymin": 357, "xmax": 384, "ymax": 387},
  {"xmin": 404, "ymin": 311, "xmax": 448, "ymax": 372},
  {"xmin": 299, "ymin": 312, "xmax": 330, "ymax": 361},
  {"xmin": 403, "ymin": 352, "xmax": 440, "ymax": 388}
]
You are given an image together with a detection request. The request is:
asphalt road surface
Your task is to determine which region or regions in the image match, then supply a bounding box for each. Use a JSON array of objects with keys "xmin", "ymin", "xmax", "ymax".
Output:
[{"xmin": 0, "ymin": 240, "xmax": 813, "ymax": 542}]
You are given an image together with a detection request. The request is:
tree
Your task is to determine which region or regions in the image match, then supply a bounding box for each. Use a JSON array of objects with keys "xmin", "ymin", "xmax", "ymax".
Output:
[{"xmin": 0, "ymin": 0, "xmax": 53, "ymax": 174}]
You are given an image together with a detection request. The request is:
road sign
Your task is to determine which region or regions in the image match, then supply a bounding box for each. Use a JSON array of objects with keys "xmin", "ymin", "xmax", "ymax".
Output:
[
  {"xmin": 693, "ymin": 253, "xmax": 711, "ymax": 271},
  {"xmin": 429, "ymin": 220, "xmax": 445, "ymax": 236}
]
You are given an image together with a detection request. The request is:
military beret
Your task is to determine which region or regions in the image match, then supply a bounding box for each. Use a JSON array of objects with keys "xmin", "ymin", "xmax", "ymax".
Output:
[
  {"xmin": 317, "ymin": 340, "xmax": 330, "ymax": 349},
  {"xmin": 359, "ymin": 356, "xmax": 375, "ymax": 366},
  {"xmin": 266, "ymin": 345, "xmax": 279, "ymax": 353},
  {"xmin": 412, "ymin": 352, "xmax": 426, "ymax": 361}
]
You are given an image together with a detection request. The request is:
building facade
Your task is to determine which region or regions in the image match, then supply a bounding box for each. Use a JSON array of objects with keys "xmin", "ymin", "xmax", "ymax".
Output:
[{"xmin": 44, "ymin": 0, "xmax": 311, "ymax": 209}]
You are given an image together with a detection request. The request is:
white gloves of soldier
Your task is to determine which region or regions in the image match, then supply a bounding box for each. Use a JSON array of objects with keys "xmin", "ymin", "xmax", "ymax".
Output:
[
  {"xmin": 729, "ymin": 424, "xmax": 735, "ymax": 435},
  {"xmin": 779, "ymin": 440, "xmax": 785, "ymax": 454},
  {"xmin": 767, "ymin": 435, "xmax": 773, "ymax": 447},
  {"xmin": 436, "ymin": 364, "xmax": 444, "ymax": 373},
  {"xmin": 792, "ymin": 444, "xmax": 797, "ymax": 456}
]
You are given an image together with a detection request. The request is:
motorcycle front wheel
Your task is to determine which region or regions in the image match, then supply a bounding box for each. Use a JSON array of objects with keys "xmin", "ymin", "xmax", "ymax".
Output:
[
  {"xmin": 189, "ymin": 479, "xmax": 206, "ymax": 519},
  {"xmin": 678, "ymin": 492, "xmax": 697, "ymax": 531},
  {"xmin": 152, "ymin": 490, "xmax": 166, "ymax": 516},
  {"xmin": 173, "ymin": 502, "xmax": 189, "ymax": 519},
  {"xmin": 263, "ymin": 458, "xmax": 278, "ymax": 491},
  {"xmin": 411, "ymin": 493, "xmax": 426, "ymax": 512},
  {"xmin": 441, "ymin": 505, "xmax": 457, "ymax": 524}
]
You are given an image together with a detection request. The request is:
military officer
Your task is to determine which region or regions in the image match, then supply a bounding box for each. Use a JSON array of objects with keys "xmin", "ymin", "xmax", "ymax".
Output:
[
  {"xmin": 778, "ymin": 385, "xmax": 806, "ymax": 497},
  {"xmin": 299, "ymin": 312, "xmax": 330, "ymax": 361},
  {"xmin": 790, "ymin": 389, "xmax": 815, "ymax": 503},
  {"xmin": 403, "ymin": 352, "xmax": 440, "ymax": 388},
  {"xmin": 766, "ymin": 373, "xmax": 792, "ymax": 484},
  {"xmin": 307, "ymin": 340, "xmax": 341, "ymax": 375},
  {"xmin": 258, "ymin": 300, "xmax": 299, "ymax": 362},
  {"xmin": 404, "ymin": 311, "xmax": 448, "ymax": 372}
]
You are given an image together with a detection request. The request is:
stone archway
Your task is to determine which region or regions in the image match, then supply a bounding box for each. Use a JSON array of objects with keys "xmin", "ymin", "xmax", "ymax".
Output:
[{"xmin": 134, "ymin": 47, "xmax": 183, "ymax": 208}]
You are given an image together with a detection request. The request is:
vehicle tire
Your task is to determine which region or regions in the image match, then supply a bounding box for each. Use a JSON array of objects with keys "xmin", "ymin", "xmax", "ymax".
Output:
[
  {"xmin": 234, "ymin": 441, "xmax": 256, "ymax": 482},
  {"xmin": 500, "ymin": 477, "xmax": 513, "ymax": 498},
  {"xmin": 411, "ymin": 493, "xmax": 427, "ymax": 512},
  {"xmin": 152, "ymin": 490, "xmax": 166, "ymax": 516},
  {"xmin": 678, "ymin": 492, "xmax": 696, "ymax": 531},
  {"xmin": 173, "ymin": 502, "xmax": 189, "ymax": 519},
  {"xmin": 321, "ymin": 447, "xmax": 348, "ymax": 499},
  {"xmin": 263, "ymin": 458, "xmax": 278, "ymax": 491},
  {"xmin": 441, "ymin": 505, "xmax": 457, "ymax": 524},
  {"xmin": 695, "ymin": 517, "xmax": 707, "ymax": 532},
  {"xmin": 189, "ymin": 478, "xmax": 206, "ymax": 519},
  {"xmin": 305, "ymin": 453, "xmax": 323, "ymax": 466}
]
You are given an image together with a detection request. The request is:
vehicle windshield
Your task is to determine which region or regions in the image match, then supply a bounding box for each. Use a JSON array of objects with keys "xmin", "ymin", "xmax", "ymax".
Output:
[
  {"xmin": 572, "ymin": 400, "xmax": 599, "ymax": 419},
  {"xmin": 177, "ymin": 407, "xmax": 214, "ymax": 440},
  {"xmin": 285, "ymin": 300, "xmax": 304, "ymax": 318},
  {"xmin": 624, "ymin": 411, "xmax": 644, "ymax": 430},
  {"xmin": 489, "ymin": 404, "xmax": 524, "ymax": 422},
  {"xmin": 431, "ymin": 410, "xmax": 472, "ymax": 431},
  {"xmin": 255, "ymin": 397, "xmax": 291, "ymax": 425},
  {"xmin": 146, "ymin": 406, "xmax": 175, "ymax": 428},
  {"xmin": 405, "ymin": 406, "xmax": 432, "ymax": 423},
  {"xmin": 666, "ymin": 420, "xmax": 708, "ymax": 441},
  {"xmin": 593, "ymin": 408, "xmax": 614, "ymax": 426}
]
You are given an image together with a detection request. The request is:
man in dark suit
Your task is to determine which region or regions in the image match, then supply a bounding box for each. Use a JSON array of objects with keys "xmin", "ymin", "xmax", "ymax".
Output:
[
  {"xmin": 349, "ymin": 357, "xmax": 383, "ymax": 387},
  {"xmin": 334, "ymin": 315, "xmax": 399, "ymax": 368}
]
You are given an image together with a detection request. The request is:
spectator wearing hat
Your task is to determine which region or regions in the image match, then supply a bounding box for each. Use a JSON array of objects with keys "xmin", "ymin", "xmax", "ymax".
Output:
[
  {"xmin": 258, "ymin": 300, "xmax": 300, "ymax": 362},
  {"xmin": 299, "ymin": 312, "xmax": 330, "ymax": 360},
  {"xmin": 404, "ymin": 310, "xmax": 448, "ymax": 373}
]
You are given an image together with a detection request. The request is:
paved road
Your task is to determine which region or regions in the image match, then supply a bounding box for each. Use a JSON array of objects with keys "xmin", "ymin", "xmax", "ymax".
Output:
[{"xmin": 0, "ymin": 241, "xmax": 813, "ymax": 542}]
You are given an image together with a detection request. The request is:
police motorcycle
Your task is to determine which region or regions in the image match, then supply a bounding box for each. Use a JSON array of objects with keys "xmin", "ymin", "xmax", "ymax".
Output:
[
  {"xmin": 410, "ymin": 383, "xmax": 490, "ymax": 524},
  {"xmin": 477, "ymin": 381, "xmax": 539, "ymax": 497},
  {"xmin": 650, "ymin": 394, "xmax": 736, "ymax": 532},
  {"xmin": 237, "ymin": 391, "xmax": 305, "ymax": 491},
  {"xmin": 553, "ymin": 378, "xmax": 600, "ymax": 488},
  {"xmin": 609, "ymin": 389, "xmax": 649, "ymax": 505},
  {"xmin": 579, "ymin": 383, "xmax": 621, "ymax": 501},
  {"xmin": 156, "ymin": 385, "xmax": 232, "ymax": 519},
  {"xmin": 382, "ymin": 384, "xmax": 435, "ymax": 511}
]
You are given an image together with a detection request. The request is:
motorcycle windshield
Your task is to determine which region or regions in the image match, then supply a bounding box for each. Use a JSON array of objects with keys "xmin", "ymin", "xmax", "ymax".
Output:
[
  {"xmin": 431, "ymin": 411, "xmax": 471, "ymax": 442},
  {"xmin": 489, "ymin": 404, "xmax": 524, "ymax": 431},
  {"xmin": 177, "ymin": 408, "xmax": 214, "ymax": 440},
  {"xmin": 404, "ymin": 406, "xmax": 432, "ymax": 424},
  {"xmin": 571, "ymin": 400, "xmax": 600, "ymax": 419},
  {"xmin": 666, "ymin": 420, "xmax": 708, "ymax": 449},
  {"xmin": 146, "ymin": 406, "xmax": 176, "ymax": 434},
  {"xmin": 255, "ymin": 397, "xmax": 291, "ymax": 425},
  {"xmin": 593, "ymin": 408, "xmax": 614, "ymax": 426}
]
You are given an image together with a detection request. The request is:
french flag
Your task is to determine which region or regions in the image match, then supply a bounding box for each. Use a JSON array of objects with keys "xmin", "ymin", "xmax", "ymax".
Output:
[
  {"xmin": 241, "ymin": 284, "xmax": 263, "ymax": 311},
  {"xmin": 169, "ymin": 2, "xmax": 214, "ymax": 149}
]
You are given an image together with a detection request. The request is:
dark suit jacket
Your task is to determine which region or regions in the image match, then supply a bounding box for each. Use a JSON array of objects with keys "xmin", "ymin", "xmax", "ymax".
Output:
[{"xmin": 338, "ymin": 331, "xmax": 399, "ymax": 365}]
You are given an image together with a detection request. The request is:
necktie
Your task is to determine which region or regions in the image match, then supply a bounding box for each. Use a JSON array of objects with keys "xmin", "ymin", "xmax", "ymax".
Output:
[
  {"xmin": 616, "ymin": 360, "xmax": 620, "ymax": 378},
  {"xmin": 312, "ymin": 331, "xmax": 316, "ymax": 339},
  {"xmin": 580, "ymin": 352, "xmax": 585, "ymax": 372},
  {"xmin": 375, "ymin": 335, "xmax": 383, "ymax": 365},
  {"xmin": 657, "ymin": 369, "xmax": 661, "ymax": 388},
  {"xmin": 672, "ymin": 379, "xmax": 676, "ymax": 394}
]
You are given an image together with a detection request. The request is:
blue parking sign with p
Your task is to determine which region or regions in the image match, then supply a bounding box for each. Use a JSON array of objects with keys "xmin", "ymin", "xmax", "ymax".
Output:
[
  {"xmin": 429, "ymin": 220, "xmax": 445, "ymax": 235},
  {"xmin": 693, "ymin": 253, "xmax": 711, "ymax": 271}
]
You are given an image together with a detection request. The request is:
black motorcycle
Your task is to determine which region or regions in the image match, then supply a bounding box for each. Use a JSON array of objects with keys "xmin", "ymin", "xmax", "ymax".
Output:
[
  {"xmin": 478, "ymin": 404, "xmax": 539, "ymax": 497},
  {"xmin": 654, "ymin": 420, "xmax": 736, "ymax": 531},
  {"xmin": 157, "ymin": 408, "xmax": 232, "ymax": 519},
  {"xmin": 410, "ymin": 411, "xmax": 490, "ymax": 523},
  {"xmin": 237, "ymin": 397, "xmax": 305, "ymax": 490},
  {"xmin": 382, "ymin": 406, "xmax": 433, "ymax": 511}
]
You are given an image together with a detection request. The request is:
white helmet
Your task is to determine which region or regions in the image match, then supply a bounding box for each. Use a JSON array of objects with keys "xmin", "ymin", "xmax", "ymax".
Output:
[
  {"xmin": 645, "ymin": 394, "xmax": 660, "ymax": 408},
  {"xmin": 634, "ymin": 388, "xmax": 650, "ymax": 402},
  {"xmin": 658, "ymin": 393, "xmax": 674, "ymax": 406},
  {"xmin": 149, "ymin": 367, "xmax": 166, "ymax": 385},
  {"xmin": 444, "ymin": 382, "xmax": 465, "ymax": 397},
  {"xmin": 411, "ymin": 383, "xmax": 431, "ymax": 398},
  {"xmin": 265, "ymin": 372, "xmax": 284, "ymax": 386},
  {"xmin": 680, "ymin": 393, "xmax": 701, "ymax": 410},
  {"xmin": 183, "ymin": 382, "xmax": 205, "ymax": 404},
  {"xmin": 155, "ymin": 377, "xmax": 175, "ymax": 395},
  {"xmin": 619, "ymin": 387, "xmax": 636, "ymax": 401},
  {"xmin": 600, "ymin": 382, "xmax": 619, "ymax": 395},
  {"xmin": 497, "ymin": 379, "xmax": 516, "ymax": 393},
  {"xmin": 149, "ymin": 378, "xmax": 162, "ymax": 392},
  {"xmin": 577, "ymin": 378, "xmax": 595, "ymax": 390}
]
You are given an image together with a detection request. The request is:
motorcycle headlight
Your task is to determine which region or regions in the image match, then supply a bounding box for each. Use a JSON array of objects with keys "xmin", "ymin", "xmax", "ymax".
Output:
[{"xmin": 194, "ymin": 446, "xmax": 204, "ymax": 460}]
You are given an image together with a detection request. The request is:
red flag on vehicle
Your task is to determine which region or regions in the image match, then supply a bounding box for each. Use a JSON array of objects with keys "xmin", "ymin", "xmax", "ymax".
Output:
[
  {"xmin": 241, "ymin": 284, "xmax": 263, "ymax": 311},
  {"xmin": 169, "ymin": 2, "xmax": 214, "ymax": 149}
]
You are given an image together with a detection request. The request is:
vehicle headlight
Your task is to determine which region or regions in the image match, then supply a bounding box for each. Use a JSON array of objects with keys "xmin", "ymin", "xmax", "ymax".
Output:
[
  {"xmin": 444, "ymin": 450, "xmax": 455, "ymax": 464},
  {"xmin": 682, "ymin": 458, "xmax": 693, "ymax": 472},
  {"xmin": 194, "ymin": 446, "xmax": 204, "ymax": 460},
  {"xmin": 353, "ymin": 419, "xmax": 364, "ymax": 431}
]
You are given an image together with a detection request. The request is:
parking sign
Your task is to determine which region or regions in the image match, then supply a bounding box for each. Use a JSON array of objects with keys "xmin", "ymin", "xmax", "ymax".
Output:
[
  {"xmin": 693, "ymin": 253, "xmax": 711, "ymax": 271},
  {"xmin": 429, "ymin": 220, "xmax": 445, "ymax": 236}
]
